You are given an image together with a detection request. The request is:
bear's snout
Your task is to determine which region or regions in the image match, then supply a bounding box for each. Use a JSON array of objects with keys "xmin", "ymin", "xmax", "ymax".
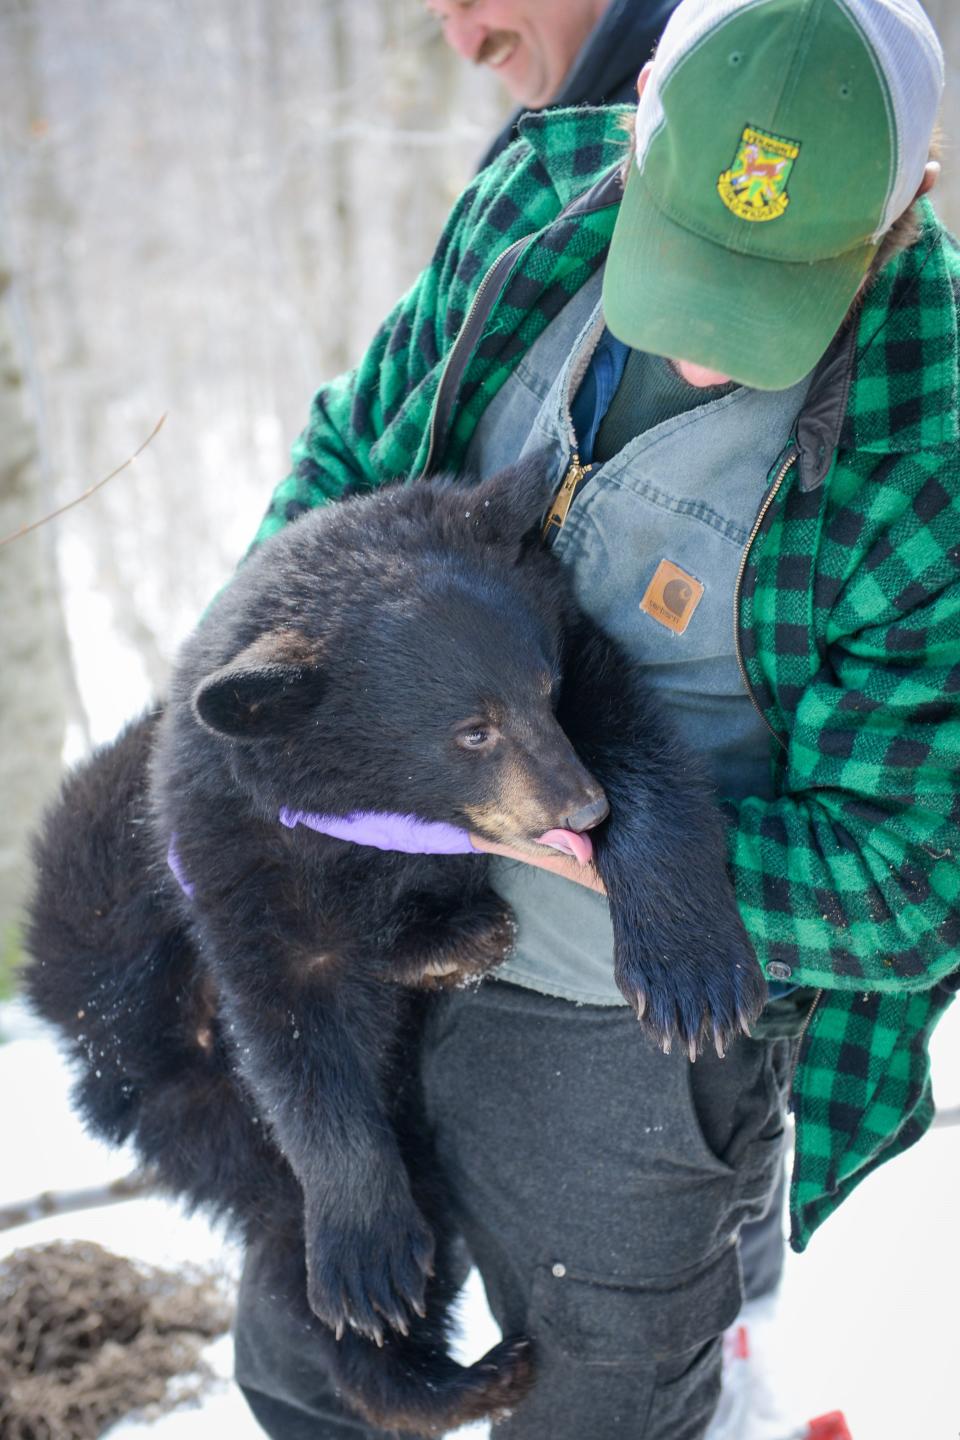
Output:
[
  {"xmin": 462, "ymin": 729, "xmax": 608, "ymax": 847},
  {"xmin": 562, "ymin": 794, "xmax": 610, "ymax": 833}
]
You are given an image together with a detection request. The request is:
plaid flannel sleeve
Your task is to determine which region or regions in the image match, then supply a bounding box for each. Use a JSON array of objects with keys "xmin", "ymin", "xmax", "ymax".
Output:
[
  {"xmin": 247, "ymin": 137, "xmax": 561, "ymax": 550},
  {"xmin": 728, "ymin": 451, "xmax": 960, "ymax": 994}
]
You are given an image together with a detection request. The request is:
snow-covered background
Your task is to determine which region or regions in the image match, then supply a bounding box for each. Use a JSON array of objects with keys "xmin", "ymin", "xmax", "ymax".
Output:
[
  {"xmin": 2, "ymin": 4, "xmax": 960, "ymax": 1438},
  {"xmin": 2, "ymin": 995, "xmax": 958, "ymax": 1440}
]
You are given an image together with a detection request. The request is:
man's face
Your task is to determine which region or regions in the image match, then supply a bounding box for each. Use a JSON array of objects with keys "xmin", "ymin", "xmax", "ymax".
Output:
[{"xmin": 427, "ymin": 0, "xmax": 609, "ymax": 108}]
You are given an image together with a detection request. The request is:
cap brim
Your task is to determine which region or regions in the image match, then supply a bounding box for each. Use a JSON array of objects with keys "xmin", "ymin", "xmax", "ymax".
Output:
[{"xmin": 602, "ymin": 163, "xmax": 877, "ymax": 392}]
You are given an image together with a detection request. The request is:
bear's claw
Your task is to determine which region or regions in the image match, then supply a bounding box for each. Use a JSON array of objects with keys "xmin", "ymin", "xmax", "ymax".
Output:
[
  {"xmin": 615, "ymin": 933, "xmax": 767, "ymax": 1061},
  {"xmin": 306, "ymin": 1206, "xmax": 435, "ymax": 1343}
]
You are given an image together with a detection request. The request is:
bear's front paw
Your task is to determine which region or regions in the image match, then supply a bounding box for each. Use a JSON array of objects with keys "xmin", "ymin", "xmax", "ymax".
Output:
[
  {"xmin": 614, "ymin": 922, "xmax": 767, "ymax": 1060},
  {"xmin": 386, "ymin": 895, "xmax": 517, "ymax": 989},
  {"xmin": 305, "ymin": 1203, "xmax": 435, "ymax": 1345}
]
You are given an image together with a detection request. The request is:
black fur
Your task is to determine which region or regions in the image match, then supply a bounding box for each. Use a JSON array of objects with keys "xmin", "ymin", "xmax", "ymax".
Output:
[{"xmin": 25, "ymin": 460, "xmax": 765, "ymax": 1435}]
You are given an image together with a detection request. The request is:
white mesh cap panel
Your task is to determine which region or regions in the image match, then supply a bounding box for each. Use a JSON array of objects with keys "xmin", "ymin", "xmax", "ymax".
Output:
[{"xmin": 837, "ymin": 0, "xmax": 945, "ymax": 236}]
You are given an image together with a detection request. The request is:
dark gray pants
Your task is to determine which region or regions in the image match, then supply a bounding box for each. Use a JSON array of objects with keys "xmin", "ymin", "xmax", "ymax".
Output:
[{"xmin": 235, "ymin": 982, "xmax": 792, "ymax": 1440}]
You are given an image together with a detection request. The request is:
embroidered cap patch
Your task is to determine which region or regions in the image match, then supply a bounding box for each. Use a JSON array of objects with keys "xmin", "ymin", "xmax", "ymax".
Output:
[
  {"xmin": 717, "ymin": 125, "xmax": 800, "ymax": 222},
  {"xmin": 639, "ymin": 560, "xmax": 704, "ymax": 636}
]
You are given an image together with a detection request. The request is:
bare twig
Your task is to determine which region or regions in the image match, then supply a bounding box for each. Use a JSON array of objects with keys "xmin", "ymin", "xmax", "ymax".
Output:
[
  {"xmin": 0, "ymin": 1169, "xmax": 159, "ymax": 1233},
  {"xmin": 0, "ymin": 414, "xmax": 167, "ymax": 549}
]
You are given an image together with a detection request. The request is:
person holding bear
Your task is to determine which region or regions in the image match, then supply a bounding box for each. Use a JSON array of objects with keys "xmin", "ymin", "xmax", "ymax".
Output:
[{"xmin": 234, "ymin": 2, "xmax": 960, "ymax": 1437}]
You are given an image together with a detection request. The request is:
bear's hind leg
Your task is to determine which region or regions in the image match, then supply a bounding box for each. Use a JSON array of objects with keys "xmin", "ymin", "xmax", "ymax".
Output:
[{"xmin": 324, "ymin": 1258, "xmax": 533, "ymax": 1437}]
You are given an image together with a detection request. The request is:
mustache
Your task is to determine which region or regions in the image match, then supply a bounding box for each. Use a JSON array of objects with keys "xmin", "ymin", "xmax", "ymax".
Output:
[{"xmin": 475, "ymin": 30, "xmax": 518, "ymax": 66}]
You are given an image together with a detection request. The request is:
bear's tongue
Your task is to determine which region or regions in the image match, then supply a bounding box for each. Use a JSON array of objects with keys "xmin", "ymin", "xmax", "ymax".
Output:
[{"xmin": 535, "ymin": 828, "xmax": 594, "ymax": 866}]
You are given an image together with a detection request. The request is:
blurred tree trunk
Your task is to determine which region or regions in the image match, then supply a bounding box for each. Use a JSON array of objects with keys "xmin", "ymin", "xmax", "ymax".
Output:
[
  {"xmin": 0, "ymin": 0, "xmax": 509, "ymax": 745},
  {"xmin": 0, "ymin": 263, "xmax": 71, "ymax": 962}
]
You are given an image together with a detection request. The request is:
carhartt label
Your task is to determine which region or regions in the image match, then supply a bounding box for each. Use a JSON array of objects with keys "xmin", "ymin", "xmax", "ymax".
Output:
[{"xmin": 639, "ymin": 560, "xmax": 704, "ymax": 635}]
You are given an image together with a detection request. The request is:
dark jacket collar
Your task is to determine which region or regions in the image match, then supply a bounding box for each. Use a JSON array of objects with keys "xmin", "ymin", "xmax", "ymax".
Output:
[
  {"xmin": 476, "ymin": 0, "xmax": 679, "ymax": 171},
  {"xmin": 553, "ymin": 0, "xmax": 678, "ymax": 112}
]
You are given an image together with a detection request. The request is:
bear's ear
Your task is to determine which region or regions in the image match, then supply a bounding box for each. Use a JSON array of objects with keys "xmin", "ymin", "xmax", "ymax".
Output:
[
  {"xmin": 192, "ymin": 630, "xmax": 325, "ymax": 741},
  {"xmin": 453, "ymin": 455, "xmax": 558, "ymax": 548}
]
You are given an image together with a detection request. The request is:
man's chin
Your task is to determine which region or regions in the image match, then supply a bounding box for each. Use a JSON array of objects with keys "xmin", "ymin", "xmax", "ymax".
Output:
[
  {"xmin": 490, "ymin": 49, "xmax": 554, "ymax": 109},
  {"xmin": 670, "ymin": 358, "xmax": 735, "ymax": 388}
]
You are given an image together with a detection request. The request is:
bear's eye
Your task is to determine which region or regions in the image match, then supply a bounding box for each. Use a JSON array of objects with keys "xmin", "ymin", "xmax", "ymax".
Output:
[{"xmin": 455, "ymin": 724, "xmax": 499, "ymax": 752}]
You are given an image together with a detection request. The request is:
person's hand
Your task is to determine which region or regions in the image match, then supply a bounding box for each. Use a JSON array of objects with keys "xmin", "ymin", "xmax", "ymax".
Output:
[{"xmin": 468, "ymin": 834, "xmax": 607, "ymax": 895}]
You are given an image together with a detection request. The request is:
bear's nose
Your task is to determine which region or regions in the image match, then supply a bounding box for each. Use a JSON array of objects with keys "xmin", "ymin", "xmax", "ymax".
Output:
[{"xmin": 562, "ymin": 795, "xmax": 610, "ymax": 832}]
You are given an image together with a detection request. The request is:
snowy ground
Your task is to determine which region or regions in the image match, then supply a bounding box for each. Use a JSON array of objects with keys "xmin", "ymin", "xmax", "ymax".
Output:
[{"xmin": 2, "ymin": 996, "xmax": 958, "ymax": 1440}]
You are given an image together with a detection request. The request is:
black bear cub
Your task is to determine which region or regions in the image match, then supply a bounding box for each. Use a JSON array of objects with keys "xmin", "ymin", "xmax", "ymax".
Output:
[{"xmin": 26, "ymin": 461, "xmax": 765, "ymax": 1436}]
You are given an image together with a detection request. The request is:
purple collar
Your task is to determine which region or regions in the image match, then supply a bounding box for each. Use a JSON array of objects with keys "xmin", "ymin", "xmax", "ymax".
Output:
[
  {"xmin": 282, "ymin": 812, "xmax": 593, "ymax": 863},
  {"xmin": 278, "ymin": 808, "xmax": 478, "ymax": 855},
  {"xmin": 168, "ymin": 809, "xmax": 593, "ymax": 900},
  {"xmin": 168, "ymin": 809, "xmax": 477, "ymax": 899}
]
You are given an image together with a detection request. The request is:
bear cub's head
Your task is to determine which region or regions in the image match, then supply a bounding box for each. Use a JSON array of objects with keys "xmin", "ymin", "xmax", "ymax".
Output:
[{"xmin": 179, "ymin": 460, "xmax": 608, "ymax": 853}]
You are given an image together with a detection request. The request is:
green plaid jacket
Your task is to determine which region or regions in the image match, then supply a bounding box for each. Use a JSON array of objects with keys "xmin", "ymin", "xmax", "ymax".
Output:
[{"xmin": 252, "ymin": 107, "xmax": 960, "ymax": 1251}]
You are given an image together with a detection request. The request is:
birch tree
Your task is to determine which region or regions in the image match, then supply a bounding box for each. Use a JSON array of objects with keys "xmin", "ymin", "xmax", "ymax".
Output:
[{"xmin": 0, "ymin": 0, "xmax": 509, "ymax": 746}]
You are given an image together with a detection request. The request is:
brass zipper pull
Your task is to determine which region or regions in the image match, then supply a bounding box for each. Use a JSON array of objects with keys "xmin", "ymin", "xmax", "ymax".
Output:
[{"xmin": 542, "ymin": 453, "xmax": 592, "ymax": 539}]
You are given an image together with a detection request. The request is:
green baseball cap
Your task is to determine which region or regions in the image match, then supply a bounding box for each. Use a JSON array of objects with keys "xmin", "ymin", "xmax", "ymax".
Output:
[{"xmin": 602, "ymin": 0, "xmax": 945, "ymax": 390}]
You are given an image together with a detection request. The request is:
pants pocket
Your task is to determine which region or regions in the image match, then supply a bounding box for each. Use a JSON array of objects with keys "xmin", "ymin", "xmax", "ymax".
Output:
[
  {"xmin": 526, "ymin": 1242, "xmax": 742, "ymax": 1368},
  {"xmin": 686, "ymin": 1037, "xmax": 789, "ymax": 1173}
]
